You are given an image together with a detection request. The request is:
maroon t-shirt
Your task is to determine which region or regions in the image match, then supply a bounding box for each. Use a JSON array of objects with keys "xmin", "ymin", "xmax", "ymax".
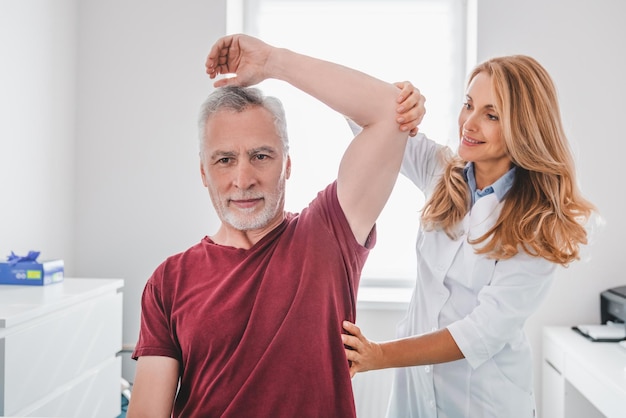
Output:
[{"xmin": 133, "ymin": 182, "xmax": 374, "ymax": 417}]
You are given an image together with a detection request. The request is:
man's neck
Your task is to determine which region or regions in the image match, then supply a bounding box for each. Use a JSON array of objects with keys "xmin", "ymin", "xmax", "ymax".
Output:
[{"xmin": 211, "ymin": 214, "xmax": 286, "ymax": 249}]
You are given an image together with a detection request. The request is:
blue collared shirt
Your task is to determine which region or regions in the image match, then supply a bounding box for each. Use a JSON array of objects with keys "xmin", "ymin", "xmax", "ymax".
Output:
[{"xmin": 464, "ymin": 162, "xmax": 516, "ymax": 207}]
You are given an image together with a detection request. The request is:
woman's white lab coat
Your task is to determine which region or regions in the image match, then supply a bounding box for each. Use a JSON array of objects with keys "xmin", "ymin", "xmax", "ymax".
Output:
[{"xmin": 386, "ymin": 134, "xmax": 556, "ymax": 418}]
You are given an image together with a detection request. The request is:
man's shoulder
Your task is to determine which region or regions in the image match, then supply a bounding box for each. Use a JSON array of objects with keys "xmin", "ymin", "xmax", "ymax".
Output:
[
  {"xmin": 283, "ymin": 181, "xmax": 353, "ymax": 245},
  {"xmin": 158, "ymin": 238, "xmax": 208, "ymax": 266},
  {"xmin": 147, "ymin": 238, "xmax": 211, "ymax": 287}
]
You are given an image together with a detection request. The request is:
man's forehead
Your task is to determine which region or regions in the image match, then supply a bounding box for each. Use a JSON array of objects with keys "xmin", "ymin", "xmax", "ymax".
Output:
[
  {"xmin": 209, "ymin": 144, "xmax": 279, "ymax": 157},
  {"xmin": 205, "ymin": 132, "xmax": 281, "ymax": 150}
]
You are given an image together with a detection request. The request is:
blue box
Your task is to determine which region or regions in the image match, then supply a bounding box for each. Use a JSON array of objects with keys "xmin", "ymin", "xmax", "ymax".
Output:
[{"xmin": 0, "ymin": 259, "xmax": 64, "ymax": 285}]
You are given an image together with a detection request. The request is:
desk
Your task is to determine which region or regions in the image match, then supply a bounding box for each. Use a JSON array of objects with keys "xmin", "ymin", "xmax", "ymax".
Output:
[
  {"xmin": 0, "ymin": 278, "xmax": 123, "ymax": 417},
  {"xmin": 542, "ymin": 326, "xmax": 626, "ymax": 418}
]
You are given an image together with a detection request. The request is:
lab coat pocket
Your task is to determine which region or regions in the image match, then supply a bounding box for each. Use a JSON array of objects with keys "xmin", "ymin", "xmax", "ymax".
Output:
[{"xmin": 475, "ymin": 359, "xmax": 535, "ymax": 418}]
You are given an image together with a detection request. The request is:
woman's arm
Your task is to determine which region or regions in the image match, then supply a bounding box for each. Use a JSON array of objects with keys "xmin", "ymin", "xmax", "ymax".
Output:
[{"xmin": 342, "ymin": 321, "xmax": 463, "ymax": 377}]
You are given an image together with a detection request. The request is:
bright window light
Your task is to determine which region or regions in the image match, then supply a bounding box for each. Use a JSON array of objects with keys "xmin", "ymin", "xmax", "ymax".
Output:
[{"xmin": 238, "ymin": 0, "xmax": 468, "ymax": 282}]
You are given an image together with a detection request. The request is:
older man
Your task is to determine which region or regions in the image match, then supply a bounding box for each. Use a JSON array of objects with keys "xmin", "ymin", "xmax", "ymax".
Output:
[{"xmin": 127, "ymin": 34, "xmax": 424, "ymax": 418}]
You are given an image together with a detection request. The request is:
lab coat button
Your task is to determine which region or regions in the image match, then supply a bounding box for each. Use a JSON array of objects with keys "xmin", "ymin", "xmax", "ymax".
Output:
[{"xmin": 424, "ymin": 365, "xmax": 430, "ymax": 373}]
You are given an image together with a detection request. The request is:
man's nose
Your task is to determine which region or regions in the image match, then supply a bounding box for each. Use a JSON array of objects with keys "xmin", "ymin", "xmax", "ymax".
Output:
[{"xmin": 233, "ymin": 161, "xmax": 257, "ymax": 189}]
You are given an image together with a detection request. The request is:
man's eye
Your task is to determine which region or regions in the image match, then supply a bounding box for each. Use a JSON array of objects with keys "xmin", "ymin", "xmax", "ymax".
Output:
[
  {"xmin": 254, "ymin": 154, "xmax": 268, "ymax": 161},
  {"xmin": 217, "ymin": 157, "xmax": 231, "ymax": 164}
]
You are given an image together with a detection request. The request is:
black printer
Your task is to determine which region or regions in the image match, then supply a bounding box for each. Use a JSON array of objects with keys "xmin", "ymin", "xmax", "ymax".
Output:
[{"xmin": 601, "ymin": 285, "xmax": 626, "ymax": 324}]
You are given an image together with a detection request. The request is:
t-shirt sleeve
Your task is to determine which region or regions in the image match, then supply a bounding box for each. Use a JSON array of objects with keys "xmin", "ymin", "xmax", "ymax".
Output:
[
  {"xmin": 311, "ymin": 181, "xmax": 376, "ymax": 252},
  {"xmin": 132, "ymin": 268, "xmax": 181, "ymax": 362}
]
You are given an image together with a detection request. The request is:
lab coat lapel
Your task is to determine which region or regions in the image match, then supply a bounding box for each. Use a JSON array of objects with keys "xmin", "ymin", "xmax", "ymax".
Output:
[
  {"xmin": 462, "ymin": 194, "xmax": 503, "ymax": 268},
  {"xmin": 421, "ymin": 195, "xmax": 501, "ymax": 285},
  {"xmin": 467, "ymin": 193, "xmax": 501, "ymax": 240}
]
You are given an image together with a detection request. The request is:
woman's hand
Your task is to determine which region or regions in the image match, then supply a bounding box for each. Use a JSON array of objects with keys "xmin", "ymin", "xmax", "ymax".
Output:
[
  {"xmin": 342, "ymin": 320, "xmax": 384, "ymax": 378},
  {"xmin": 205, "ymin": 34, "xmax": 273, "ymax": 88},
  {"xmin": 394, "ymin": 81, "xmax": 426, "ymax": 137}
]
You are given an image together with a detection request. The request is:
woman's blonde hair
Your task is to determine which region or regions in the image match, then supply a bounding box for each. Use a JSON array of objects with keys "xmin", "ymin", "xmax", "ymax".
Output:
[{"xmin": 421, "ymin": 55, "xmax": 595, "ymax": 266}]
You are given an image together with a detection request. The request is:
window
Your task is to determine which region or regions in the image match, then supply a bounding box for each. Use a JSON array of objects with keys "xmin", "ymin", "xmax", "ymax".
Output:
[{"xmin": 230, "ymin": 0, "xmax": 470, "ymax": 283}]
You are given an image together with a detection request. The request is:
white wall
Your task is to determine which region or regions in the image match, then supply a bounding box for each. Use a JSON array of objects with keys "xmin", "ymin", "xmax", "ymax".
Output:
[
  {"xmin": 2, "ymin": 0, "xmax": 625, "ymax": 413},
  {"xmin": 0, "ymin": 0, "xmax": 77, "ymax": 268}
]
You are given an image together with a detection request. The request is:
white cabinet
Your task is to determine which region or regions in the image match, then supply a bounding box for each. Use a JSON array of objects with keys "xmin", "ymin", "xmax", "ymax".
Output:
[
  {"xmin": 542, "ymin": 327, "xmax": 626, "ymax": 418},
  {"xmin": 0, "ymin": 278, "xmax": 124, "ymax": 417}
]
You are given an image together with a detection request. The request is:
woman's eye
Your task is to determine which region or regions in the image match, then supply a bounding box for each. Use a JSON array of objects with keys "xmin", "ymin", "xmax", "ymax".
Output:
[{"xmin": 487, "ymin": 114, "xmax": 499, "ymax": 121}]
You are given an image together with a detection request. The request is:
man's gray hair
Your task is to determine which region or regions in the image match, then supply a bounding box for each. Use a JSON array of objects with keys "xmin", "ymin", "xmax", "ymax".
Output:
[{"xmin": 198, "ymin": 86, "xmax": 289, "ymax": 154}]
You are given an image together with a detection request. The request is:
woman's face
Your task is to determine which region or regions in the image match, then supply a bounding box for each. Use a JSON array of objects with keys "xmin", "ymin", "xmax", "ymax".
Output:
[{"xmin": 458, "ymin": 71, "xmax": 512, "ymax": 186}]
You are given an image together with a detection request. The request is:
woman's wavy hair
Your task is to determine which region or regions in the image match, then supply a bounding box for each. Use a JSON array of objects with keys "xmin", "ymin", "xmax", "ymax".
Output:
[{"xmin": 421, "ymin": 55, "xmax": 595, "ymax": 266}]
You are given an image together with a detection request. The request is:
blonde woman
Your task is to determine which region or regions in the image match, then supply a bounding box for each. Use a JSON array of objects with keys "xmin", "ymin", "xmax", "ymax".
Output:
[{"xmin": 343, "ymin": 55, "xmax": 596, "ymax": 418}]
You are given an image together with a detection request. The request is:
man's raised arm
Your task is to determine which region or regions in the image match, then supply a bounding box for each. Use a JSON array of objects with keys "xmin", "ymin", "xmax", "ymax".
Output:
[{"xmin": 206, "ymin": 34, "xmax": 425, "ymax": 245}]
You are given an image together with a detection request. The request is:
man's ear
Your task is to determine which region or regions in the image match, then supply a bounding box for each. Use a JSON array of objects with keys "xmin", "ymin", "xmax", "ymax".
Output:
[
  {"xmin": 285, "ymin": 155, "xmax": 292, "ymax": 179},
  {"xmin": 200, "ymin": 158, "xmax": 208, "ymax": 187}
]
